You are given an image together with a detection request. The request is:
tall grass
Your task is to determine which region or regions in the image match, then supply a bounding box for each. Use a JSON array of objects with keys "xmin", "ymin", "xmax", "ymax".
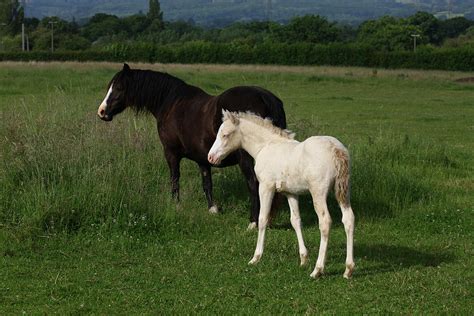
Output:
[
  {"xmin": 0, "ymin": 83, "xmax": 465, "ymax": 235},
  {"xmin": 0, "ymin": 63, "xmax": 472, "ymax": 314}
]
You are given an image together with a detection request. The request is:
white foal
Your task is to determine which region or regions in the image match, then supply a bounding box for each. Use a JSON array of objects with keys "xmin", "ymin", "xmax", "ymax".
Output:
[{"xmin": 208, "ymin": 111, "xmax": 355, "ymax": 279}]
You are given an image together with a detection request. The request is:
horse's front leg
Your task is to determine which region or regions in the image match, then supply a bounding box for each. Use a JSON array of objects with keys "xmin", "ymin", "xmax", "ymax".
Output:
[
  {"xmin": 249, "ymin": 183, "xmax": 274, "ymax": 265},
  {"xmin": 238, "ymin": 151, "xmax": 259, "ymax": 230},
  {"xmin": 198, "ymin": 163, "xmax": 218, "ymax": 214},
  {"xmin": 164, "ymin": 150, "xmax": 182, "ymax": 201}
]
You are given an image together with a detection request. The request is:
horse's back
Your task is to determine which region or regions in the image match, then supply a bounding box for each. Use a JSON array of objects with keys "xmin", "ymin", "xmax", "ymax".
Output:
[{"xmin": 217, "ymin": 86, "xmax": 286, "ymax": 129}]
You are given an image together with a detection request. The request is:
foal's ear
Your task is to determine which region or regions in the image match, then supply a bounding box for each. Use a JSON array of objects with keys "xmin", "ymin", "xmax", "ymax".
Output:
[
  {"xmin": 123, "ymin": 63, "xmax": 131, "ymax": 73},
  {"xmin": 221, "ymin": 109, "xmax": 228, "ymax": 121},
  {"xmin": 228, "ymin": 112, "xmax": 239, "ymax": 125}
]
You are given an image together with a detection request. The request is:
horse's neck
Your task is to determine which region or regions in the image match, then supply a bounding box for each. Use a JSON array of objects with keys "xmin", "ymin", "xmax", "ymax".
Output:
[
  {"xmin": 129, "ymin": 71, "xmax": 206, "ymax": 116},
  {"xmin": 240, "ymin": 120, "xmax": 288, "ymax": 159}
]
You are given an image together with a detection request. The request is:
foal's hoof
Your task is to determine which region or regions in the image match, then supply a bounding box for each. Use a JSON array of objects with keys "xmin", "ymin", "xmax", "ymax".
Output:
[
  {"xmin": 310, "ymin": 267, "xmax": 324, "ymax": 279},
  {"xmin": 248, "ymin": 255, "xmax": 261, "ymax": 265},
  {"xmin": 343, "ymin": 263, "xmax": 355, "ymax": 279},
  {"xmin": 300, "ymin": 253, "xmax": 309, "ymax": 266},
  {"xmin": 208, "ymin": 205, "xmax": 219, "ymax": 214},
  {"xmin": 247, "ymin": 222, "xmax": 257, "ymax": 231}
]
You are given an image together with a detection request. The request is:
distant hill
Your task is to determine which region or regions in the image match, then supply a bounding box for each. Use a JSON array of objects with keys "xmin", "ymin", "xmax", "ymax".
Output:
[{"xmin": 22, "ymin": 0, "xmax": 474, "ymax": 26}]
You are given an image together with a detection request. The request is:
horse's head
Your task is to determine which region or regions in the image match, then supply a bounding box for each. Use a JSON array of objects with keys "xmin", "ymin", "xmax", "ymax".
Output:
[
  {"xmin": 97, "ymin": 63, "xmax": 132, "ymax": 121},
  {"xmin": 208, "ymin": 110, "xmax": 242, "ymax": 165}
]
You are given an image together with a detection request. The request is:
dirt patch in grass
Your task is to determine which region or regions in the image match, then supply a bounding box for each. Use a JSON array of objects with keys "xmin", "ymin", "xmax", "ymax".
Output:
[{"xmin": 454, "ymin": 77, "xmax": 474, "ymax": 83}]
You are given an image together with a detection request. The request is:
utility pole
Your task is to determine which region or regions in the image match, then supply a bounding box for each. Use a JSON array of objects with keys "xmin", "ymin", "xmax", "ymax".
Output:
[
  {"xmin": 22, "ymin": 23, "xmax": 25, "ymax": 51},
  {"xmin": 265, "ymin": 0, "xmax": 272, "ymax": 21},
  {"xmin": 447, "ymin": 0, "xmax": 452, "ymax": 19},
  {"xmin": 48, "ymin": 21, "xmax": 58, "ymax": 53},
  {"xmin": 0, "ymin": 23, "xmax": 6, "ymax": 52},
  {"xmin": 411, "ymin": 34, "xmax": 421, "ymax": 52}
]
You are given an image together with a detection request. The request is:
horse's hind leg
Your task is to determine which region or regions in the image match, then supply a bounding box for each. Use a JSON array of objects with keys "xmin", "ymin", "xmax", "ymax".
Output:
[
  {"xmin": 238, "ymin": 151, "xmax": 260, "ymax": 230},
  {"xmin": 198, "ymin": 163, "xmax": 218, "ymax": 214},
  {"xmin": 287, "ymin": 195, "xmax": 308, "ymax": 266},
  {"xmin": 309, "ymin": 187, "xmax": 332, "ymax": 278},
  {"xmin": 164, "ymin": 150, "xmax": 181, "ymax": 201},
  {"xmin": 339, "ymin": 202, "xmax": 355, "ymax": 278},
  {"xmin": 249, "ymin": 184, "xmax": 274, "ymax": 265}
]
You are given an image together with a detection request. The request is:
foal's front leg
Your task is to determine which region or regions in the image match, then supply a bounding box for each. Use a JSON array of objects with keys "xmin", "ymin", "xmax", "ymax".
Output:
[
  {"xmin": 249, "ymin": 184, "xmax": 274, "ymax": 265},
  {"xmin": 198, "ymin": 163, "xmax": 218, "ymax": 214}
]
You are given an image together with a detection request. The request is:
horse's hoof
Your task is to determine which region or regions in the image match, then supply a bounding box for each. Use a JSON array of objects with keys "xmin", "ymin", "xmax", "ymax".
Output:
[
  {"xmin": 248, "ymin": 255, "xmax": 261, "ymax": 265},
  {"xmin": 300, "ymin": 253, "xmax": 308, "ymax": 266},
  {"xmin": 343, "ymin": 263, "xmax": 355, "ymax": 279},
  {"xmin": 247, "ymin": 222, "xmax": 257, "ymax": 231},
  {"xmin": 310, "ymin": 267, "xmax": 324, "ymax": 279},
  {"xmin": 208, "ymin": 205, "xmax": 219, "ymax": 214}
]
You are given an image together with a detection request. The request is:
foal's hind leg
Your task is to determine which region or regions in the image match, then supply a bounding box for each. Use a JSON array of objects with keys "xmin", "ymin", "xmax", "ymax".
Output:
[
  {"xmin": 249, "ymin": 184, "xmax": 274, "ymax": 265},
  {"xmin": 198, "ymin": 163, "xmax": 218, "ymax": 214},
  {"xmin": 309, "ymin": 187, "xmax": 332, "ymax": 278},
  {"xmin": 287, "ymin": 195, "xmax": 308, "ymax": 266},
  {"xmin": 339, "ymin": 202, "xmax": 355, "ymax": 279}
]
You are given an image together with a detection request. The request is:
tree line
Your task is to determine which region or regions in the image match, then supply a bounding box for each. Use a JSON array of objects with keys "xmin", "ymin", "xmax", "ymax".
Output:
[{"xmin": 0, "ymin": 0, "xmax": 473, "ymax": 70}]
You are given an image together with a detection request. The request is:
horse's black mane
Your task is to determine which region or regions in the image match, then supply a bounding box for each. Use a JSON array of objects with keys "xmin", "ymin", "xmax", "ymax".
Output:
[{"xmin": 114, "ymin": 69, "xmax": 206, "ymax": 114}]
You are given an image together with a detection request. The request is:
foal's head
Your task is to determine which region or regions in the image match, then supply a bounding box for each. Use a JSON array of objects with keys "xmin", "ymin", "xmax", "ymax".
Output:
[
  {"xmin": 208, "ymin": 110, "xmax": 242, "ymax": 165},
  {"xmin": 97, "ymin": 63, "xmax": 132, "ymax": 121}
]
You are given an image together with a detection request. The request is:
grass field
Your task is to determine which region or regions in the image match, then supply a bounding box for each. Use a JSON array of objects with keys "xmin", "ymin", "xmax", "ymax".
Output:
[{"xmin": 0, "ymin": 62, "xmax": 473, "ymax": 314}]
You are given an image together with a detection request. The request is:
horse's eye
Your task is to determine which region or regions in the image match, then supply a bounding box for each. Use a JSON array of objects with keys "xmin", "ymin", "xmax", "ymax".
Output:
[{"xmin": 222, "ymin": 134, "xmax": 228, "ymax": 139}]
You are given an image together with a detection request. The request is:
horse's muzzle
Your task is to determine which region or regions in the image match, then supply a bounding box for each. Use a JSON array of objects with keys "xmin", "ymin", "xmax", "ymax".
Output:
[
  {"xmin": 99, "ymin": 114, "xmax": 113, "ymax": 121},
  {"xmin": 97, "ymin": 106, "xmax": 113, "ymax": 121}
]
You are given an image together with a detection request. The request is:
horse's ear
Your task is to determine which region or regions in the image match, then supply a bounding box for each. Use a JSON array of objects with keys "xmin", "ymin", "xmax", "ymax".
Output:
[{"xmin": 123, "ymin": 63, "xmax": 131, "ymax": 73}]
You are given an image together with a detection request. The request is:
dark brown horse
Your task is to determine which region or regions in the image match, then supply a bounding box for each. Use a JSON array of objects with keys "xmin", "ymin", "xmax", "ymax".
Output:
[{"xmin": 97, "ymin": 64, "xmax": 286, "ymax": 228}]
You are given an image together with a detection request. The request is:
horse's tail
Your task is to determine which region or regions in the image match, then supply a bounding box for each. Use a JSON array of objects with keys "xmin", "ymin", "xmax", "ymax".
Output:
[
  {"xmin": 260, "ymin": 92, "xmax": 287, "ymax": 129},
  {"xmin": 334, "ymin": 147, "xmax": 351, "ymax": 207}
]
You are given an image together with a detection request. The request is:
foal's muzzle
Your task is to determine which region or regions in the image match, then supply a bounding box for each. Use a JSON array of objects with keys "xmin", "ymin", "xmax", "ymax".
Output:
[{"xmin": 208, "ymin": 154, "xmax": 220, "ymax": 165}]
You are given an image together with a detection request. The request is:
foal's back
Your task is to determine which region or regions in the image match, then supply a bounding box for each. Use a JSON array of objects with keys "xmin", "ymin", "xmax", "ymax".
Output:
[{"xmin": 255, "ymin": 136, "xmax": 347, "ymax": 194}]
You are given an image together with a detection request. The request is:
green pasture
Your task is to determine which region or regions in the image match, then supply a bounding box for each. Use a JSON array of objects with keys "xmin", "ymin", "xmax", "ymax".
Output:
[{"xmin": 0, "ymin": 62, "xmax": 473, "ymax": 314}]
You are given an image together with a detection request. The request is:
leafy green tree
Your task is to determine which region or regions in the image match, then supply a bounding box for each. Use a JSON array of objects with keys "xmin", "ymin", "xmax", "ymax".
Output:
[
  {"xmin": 407, "ymin": 12, "xmax": 440, "ymax": 45},
  {"xmin": 30, "ymin": 16, "xmax": 90, "ymax": 51},
  {"xmin": 147, "ymin": 0, "xmax": 164, "ymax": 32},
  {"xmin": 82, "ymin": 13, "xmax": 125, "ymax": 41},
  {"xmin": 273, "ymin": 15, "xmax": 340, "ymax": 44},
  {"xmin": 438, "ymin": 17, "xmax": 473, "ymax": 41},
  {"xmin": 0, "ymin": 0, "xmax": 24, "ymax": 35},
  {"xmin": 357, "ymin": 16, "xmax": 421, "ymax": 51}
]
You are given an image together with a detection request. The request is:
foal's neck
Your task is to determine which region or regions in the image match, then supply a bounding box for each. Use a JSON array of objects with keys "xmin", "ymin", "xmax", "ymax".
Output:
[{"xmin": 239, "ymin": 119, "xmax": 289, "ymax": 159}]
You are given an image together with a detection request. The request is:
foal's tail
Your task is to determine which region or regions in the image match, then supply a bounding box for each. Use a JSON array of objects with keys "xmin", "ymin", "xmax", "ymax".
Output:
[{"xmin": 334, "ymin": 147, "xmax": 351, "ymax": 207}]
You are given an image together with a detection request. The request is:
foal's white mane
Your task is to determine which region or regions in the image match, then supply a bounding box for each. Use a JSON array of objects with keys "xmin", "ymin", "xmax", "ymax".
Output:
[{"xmin": 223, "ymin": 111, "xmax": 296, "ymax": 140}]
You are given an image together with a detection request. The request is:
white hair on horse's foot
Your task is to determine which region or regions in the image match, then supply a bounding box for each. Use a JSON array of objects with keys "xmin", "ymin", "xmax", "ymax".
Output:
[
  {"xmin": 247, "ymin": 222, "xmax": 257, "ymax": 231},
  {"xmin": 208, "ymin": 205, "xmax": 219, "ymax": 214}
]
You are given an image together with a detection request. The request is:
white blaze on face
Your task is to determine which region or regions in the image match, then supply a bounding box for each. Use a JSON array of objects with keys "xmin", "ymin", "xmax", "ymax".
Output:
[
  {"xmin": 97, "ymin": 83, "xmax": 113, "ymax": 118},
  {"xmin": 208, "ymin": 125, "xmax": 225, "ymax": 164}
]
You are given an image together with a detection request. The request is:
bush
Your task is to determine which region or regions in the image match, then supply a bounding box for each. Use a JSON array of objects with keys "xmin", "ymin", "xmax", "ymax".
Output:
[{"xmin": 0, "ymin": 43, "xmax": 472, "ymax": 71}]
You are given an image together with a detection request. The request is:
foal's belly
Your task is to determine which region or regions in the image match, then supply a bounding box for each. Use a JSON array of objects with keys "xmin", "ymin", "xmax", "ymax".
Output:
[{"xmin": 255, "ymin": 154, "xmax": 309, "ymax": 194}]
